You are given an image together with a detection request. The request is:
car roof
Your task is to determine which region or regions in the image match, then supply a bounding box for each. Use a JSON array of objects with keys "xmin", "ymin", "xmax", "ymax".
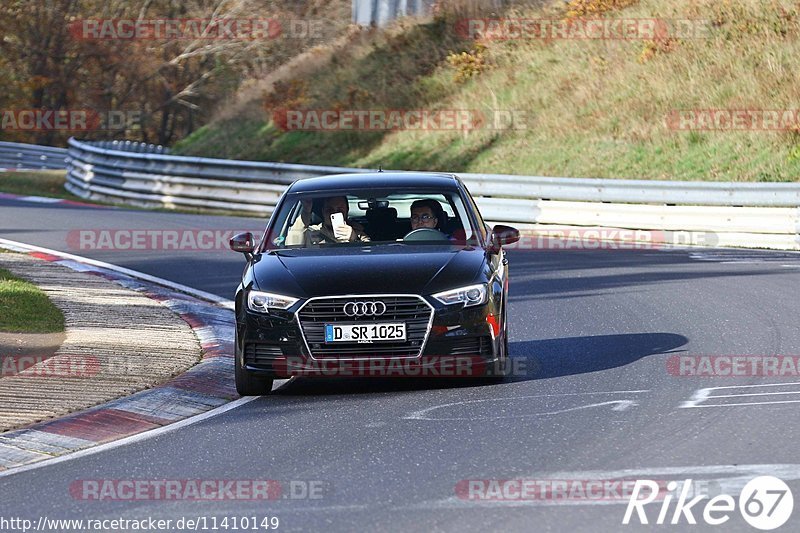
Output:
[{"xmin": 287, "ymin": 172, "xmax": 461, "ymax": 193}]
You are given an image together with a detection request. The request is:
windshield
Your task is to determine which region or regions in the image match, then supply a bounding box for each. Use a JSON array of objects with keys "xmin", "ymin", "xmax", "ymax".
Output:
[{"xmin": 263, "ymin": 189, "xmax": 480, "ymax": 250}]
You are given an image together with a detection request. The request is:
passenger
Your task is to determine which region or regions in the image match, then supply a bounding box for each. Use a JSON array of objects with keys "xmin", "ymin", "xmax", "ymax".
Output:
[{"xmin": 290, "ymin": 196, "xmax": 370, "ymax": 245}]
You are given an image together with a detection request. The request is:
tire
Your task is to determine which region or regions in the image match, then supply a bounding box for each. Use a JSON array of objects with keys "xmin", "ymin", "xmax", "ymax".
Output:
[
  {"xmin": 502, "ymin": 329, "xmax": 510, "ymax": 373},
  {"xmin": 235, "ymin": 344, "xmax": 274, "ymax": 396},
  {"xmin": 503, "ymin": 302, "xmax": 510, "ymax": 368},
  {"xmin": 484, "ymin": 304, "xmax": 509, "ymax": 382},
  {"xmin": 494, "ymin": 324, "xmax": 510, "ymax": 379}
]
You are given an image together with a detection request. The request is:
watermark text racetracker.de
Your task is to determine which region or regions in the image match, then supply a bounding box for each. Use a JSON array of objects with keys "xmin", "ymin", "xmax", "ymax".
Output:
[
  {"xmin": 65, "ymin": 228, "xmax": 719, "ymax": 252},
  {"xmin": 66, "ymin": 229, "xmax": 260, "ymax": 252},
  {"xmin": 667, "ymin": 355, "xmax": 800, "ymax": 377},
  {"xmin": 0, "ymin": 109, "xmax": 141, "ymax": 132},
  {"xmin": 271, "ymin": 356, "xmax": 526, "ymax": 378},
  {"xmin": 0, "ymin": 353, "xmax": 194, "ymax": 379},
  {"xmin": 67, "ymin": 18, "xmax": 329, "ymax": 40},
  {"xmin": 271, "ymin": 109, "xmax": 530, "ymax": 132},
  {"xmin": 0, "ymin": 353, "xmax": 525, "ymax": 379},
  {"xmin": 457, "ymin": 478, "xmax": 675, "ymax": 502},
  {"xmin": 503, "ymin": 228, "xmax": 718, "ymax": 250},
  {"xmin": 69, "ymin": 479, "xmax": 328, "ymax": 501},
  {"xmin": 0, "ymin": 516, "xmax": 280, "ymax": 532},
  {"xmin": 667, "ymin": 109, "xmax": 800, "ymax": 131},
  {"xmin": 1, "ymin": 354, "xmax": 100, "ymax": 378},
  {"xmin": 456, "ymin": 18, "xmax": 711, "ymax": 40}
]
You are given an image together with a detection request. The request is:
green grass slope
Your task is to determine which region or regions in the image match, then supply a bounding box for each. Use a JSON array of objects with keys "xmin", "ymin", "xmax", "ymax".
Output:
[{"xmin": 175, "ymin": 0, "xmax": 800, "ymax": 182}]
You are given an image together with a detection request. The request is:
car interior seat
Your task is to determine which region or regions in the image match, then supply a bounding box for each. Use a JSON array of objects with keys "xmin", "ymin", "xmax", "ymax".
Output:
[{"xmin": 365, "ymin": 206, "xmax": 399, "ymax": 241}]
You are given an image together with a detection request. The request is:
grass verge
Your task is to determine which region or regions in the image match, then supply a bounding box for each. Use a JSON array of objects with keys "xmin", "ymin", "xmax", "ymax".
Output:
[
  {"xmin": 0, "ymin": 170, "xmax": 78, "ymax": 200},
  {"xmin": 0, "ymin": 266, "xmax": 65, "ymax": 333}
]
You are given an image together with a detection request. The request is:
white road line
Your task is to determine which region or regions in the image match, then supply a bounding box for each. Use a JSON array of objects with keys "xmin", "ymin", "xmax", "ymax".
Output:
[
  {"xmin": 707, "ymin": 390, "xmax": 800, "ymax": 399},
  {"xmin": 684, "ymin": 399, "xmax": 800, "ymax": 408},
  {"xmin": 695, "ymin": 381, "xmax": 800, "ymax": 391},
  {"xmin": 0, "ymin": 379, "xmax": 290, "ymax": 479},
  {"xmin": 0, "ymin": 237, "xmax": 234, "ymax": 308},
  {"xmin": 680, "ymin": 382, "xmax": 800, "ymax": 408},
  {"xmin": 0, "ymin": 238, "xmax": 276, "ymax": 476},
  {"xmin": 680, "ymin": 388, "xmax": 711, "ymax": 408},
  {"xmin": 528, "ymin": 464, "xmax": 800, "ymax": 480},
  {"xmin": 404, "ymin": 390, "xmax": 649, "ymax": 421},
  {"xmin": 688, "ymin": 250, "xmax": 800, "ymax": 263}
]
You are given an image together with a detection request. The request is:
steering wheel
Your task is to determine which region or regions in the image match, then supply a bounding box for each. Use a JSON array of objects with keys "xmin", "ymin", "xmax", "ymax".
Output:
[{"xmin": 402, "ymin": 228, "xmax": 449, "ymax": 242}]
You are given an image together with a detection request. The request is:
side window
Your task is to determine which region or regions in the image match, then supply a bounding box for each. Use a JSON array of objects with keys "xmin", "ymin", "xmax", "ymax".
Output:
[
  {"xmin": 276, "ymin": 199, "xmax": 300, "ymax": 247},
  {"xmin": 461, "ymin": 184, "xmax": 487, "ymax": 243}
]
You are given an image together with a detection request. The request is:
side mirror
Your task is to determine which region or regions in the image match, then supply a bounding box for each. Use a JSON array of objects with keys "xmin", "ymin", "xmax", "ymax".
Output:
[
  {"xmin": 488, "ymin": 225, "xmax": 520, "ymax": 253},
  {"xmin": 493, "ymin": 225, "xmax": 520, "ymax": 246},
  {"xmin": 230, "ymin": 232, "xmax": 256, "ymax": 255}
]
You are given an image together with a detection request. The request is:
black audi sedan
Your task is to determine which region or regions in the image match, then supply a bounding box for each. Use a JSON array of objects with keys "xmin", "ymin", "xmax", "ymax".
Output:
[{"xmin": 229, "ymin": 172, "xmax": 519, "ymax": 395}]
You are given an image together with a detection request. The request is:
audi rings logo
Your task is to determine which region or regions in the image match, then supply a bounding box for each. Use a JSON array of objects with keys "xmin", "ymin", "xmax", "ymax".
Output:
[{"xmin": 343, "ymin": 301, "xmax": 387, "ymax": 317}]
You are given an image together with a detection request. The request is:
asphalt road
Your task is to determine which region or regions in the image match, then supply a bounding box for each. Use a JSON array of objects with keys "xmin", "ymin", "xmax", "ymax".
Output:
[{"xmin": 2, "ymin": 198, "xmax": 800, "ymax": 532}]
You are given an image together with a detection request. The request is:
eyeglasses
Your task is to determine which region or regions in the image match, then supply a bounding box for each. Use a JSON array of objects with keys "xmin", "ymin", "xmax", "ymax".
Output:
[{"xmin": 411, "ymin": 214, "xmax": 435, "ymax": 222}]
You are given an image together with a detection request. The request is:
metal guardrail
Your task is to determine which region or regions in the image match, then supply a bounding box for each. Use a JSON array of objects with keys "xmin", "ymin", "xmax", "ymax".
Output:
[
  {"xmin": 461, "ymin": 174, "xmax": 800, "ymax": 207},
  {"xmin": 0, "ymin": 141, "xmax": 68, "ymax": 170},
  {"xmin": 38, "ymin": 137, "xmax": 800, "ymax": 250},
  {"xmin": 65, "ymin": 138, "xmax": 362, "ymax": 213},
  {"xmin": 353, "ymin": 0, "xmax": 435, "ymax": 26},
  {"xmin": 84, "ymin": 140, "xmax": 171, "ymax": 155}
]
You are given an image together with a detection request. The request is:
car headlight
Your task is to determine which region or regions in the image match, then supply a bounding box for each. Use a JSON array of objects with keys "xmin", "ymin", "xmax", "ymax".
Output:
[
  {"xmin": 247, "ymin": 290, "xmax": 299, "ymax": 313},
  {"xmin": 432, "ymin": 284, "xmax": 488, "ymax": 307}
]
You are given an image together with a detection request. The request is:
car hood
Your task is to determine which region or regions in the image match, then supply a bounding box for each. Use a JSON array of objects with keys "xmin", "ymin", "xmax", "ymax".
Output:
[{"xmin": 252, "ymin": 245, "xmax": 485, "ymax": 298}]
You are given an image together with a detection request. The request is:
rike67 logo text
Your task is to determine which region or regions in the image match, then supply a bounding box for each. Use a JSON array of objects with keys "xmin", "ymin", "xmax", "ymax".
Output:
[{"xmin": 623, "ymin": 476, "xmax": 793, "ymax": 530}]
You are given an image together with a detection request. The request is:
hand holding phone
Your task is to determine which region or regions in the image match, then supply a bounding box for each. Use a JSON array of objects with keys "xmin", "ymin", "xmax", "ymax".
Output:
[{"xmin": 330, "ymin": 213, "xmax": 352, "ymax": 241}]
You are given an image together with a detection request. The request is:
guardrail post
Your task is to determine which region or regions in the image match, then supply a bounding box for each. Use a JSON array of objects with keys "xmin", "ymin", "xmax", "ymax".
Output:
[{"xmin": 795, "ymin": 207, "xmax": 800, "ymax": 250}]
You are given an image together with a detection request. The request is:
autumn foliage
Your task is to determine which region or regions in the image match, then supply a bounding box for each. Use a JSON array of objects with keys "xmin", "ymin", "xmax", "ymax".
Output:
[{"xmin": 0, "ymin": 0, "xmax": 349, "ymax": 146}]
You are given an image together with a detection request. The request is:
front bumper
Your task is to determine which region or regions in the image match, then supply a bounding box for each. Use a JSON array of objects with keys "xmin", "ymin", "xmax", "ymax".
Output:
[{"xmin": 236, "ymin": 295, "xmax": 499, "ymax": 378}]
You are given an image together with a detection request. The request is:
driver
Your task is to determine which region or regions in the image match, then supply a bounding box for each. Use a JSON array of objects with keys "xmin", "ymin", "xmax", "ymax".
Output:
[
  {"xmin": 291, "ymin": 196, "xmax": 371, "ymax": 245},
  {"xmin": 410, "ymin": 199, "xmax": 445, "ymax": 232}
]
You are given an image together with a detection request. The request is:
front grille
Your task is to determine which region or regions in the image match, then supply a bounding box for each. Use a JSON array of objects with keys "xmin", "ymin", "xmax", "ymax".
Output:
[
  {"xmin": 297, "ymin": 296, "xmax": 432, "ymax": 359},
  {"xmin": 244, "ymin": 344, "xmax": 285, "ymax": 366},
  {"xmin": 424, "ymin": 336, "xmax": 494, "ymax": 358}
]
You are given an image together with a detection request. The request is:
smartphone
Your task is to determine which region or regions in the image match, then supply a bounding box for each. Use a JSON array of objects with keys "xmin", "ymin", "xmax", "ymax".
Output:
[{"xmin": 330, "ymin": 213, "xmax": 345, "ymax": 227}]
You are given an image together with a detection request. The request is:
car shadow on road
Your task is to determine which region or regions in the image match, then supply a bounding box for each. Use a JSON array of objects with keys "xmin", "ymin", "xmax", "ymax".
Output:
[
  {"xmin": 505, "ymin": 332, "xmax": 687, "ymax": 382},
  {"xmin": 272, "ymin": 332, "xmax": 687, "ymax": 395}
]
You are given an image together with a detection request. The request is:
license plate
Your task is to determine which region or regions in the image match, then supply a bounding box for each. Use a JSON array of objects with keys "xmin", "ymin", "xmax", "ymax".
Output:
[{"xmin": 325, "ymin": 323, "xmax": 406, "ymax": 343}]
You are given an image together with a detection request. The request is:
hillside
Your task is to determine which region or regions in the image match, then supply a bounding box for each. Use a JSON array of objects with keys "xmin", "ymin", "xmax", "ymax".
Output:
[{"xmin": 174, "ymin": 0, "xmax": 800, "ymax": 182}]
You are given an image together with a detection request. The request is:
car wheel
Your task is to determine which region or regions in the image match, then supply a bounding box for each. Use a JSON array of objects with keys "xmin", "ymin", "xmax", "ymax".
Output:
[
  {"xmin": 484, "ymin": 304, "xmax": 509, "ymax": 382},
  {"xmin": 503, "ymin": 301, "xmax": 510, "ymax": 365},
  {"xmin": 503, "ymin": 330, "xmax": 509, "ymax": 369},
  {"xmin": 496, "ymin": 310, "xmax": 511, "ymax": 378},
  {"xmin": 235, "ymin": 343, "xmax": 274, "ymax": 396},
  {"xmin": 484, "ymin": 349, "xmax": 508, "ymax": 382}
]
